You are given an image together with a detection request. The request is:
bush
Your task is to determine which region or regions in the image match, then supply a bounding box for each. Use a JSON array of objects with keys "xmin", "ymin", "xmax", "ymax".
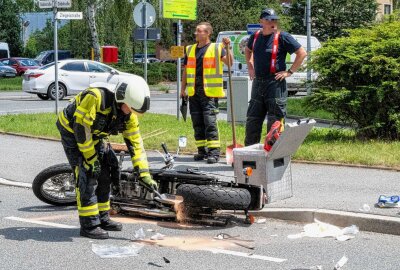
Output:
[
  {"xmin": 308, "ymin": 20, "xmax": 400, "ymax": 140},
  {"xmin": 110, "ymin": 62, "xmax": 176, "ymax": 85}
]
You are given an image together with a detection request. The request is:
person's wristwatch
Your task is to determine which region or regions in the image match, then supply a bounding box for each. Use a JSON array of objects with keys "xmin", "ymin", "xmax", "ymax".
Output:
[{"xmin": 288, "ymin": 68, "xmax": 294, "ymax": 75}]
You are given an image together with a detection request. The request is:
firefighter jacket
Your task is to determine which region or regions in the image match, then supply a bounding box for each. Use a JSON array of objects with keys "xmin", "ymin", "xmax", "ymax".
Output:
[
  {"xmin": 185, "ymin": 43, "xmax": 225, "ymax": 98},
  {"xmin": 58, "ymin": 87, "xmax": 150, "ymax": 178}
]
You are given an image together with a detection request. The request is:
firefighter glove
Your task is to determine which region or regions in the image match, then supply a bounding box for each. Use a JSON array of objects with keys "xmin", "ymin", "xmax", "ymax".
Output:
[
  {"xmin": 140, "ymin": 175, "xmax": 158, "ymax": 191},
  {"xmin": 84, "ymin": 159, "xmax": 101, "ymax": 179}
]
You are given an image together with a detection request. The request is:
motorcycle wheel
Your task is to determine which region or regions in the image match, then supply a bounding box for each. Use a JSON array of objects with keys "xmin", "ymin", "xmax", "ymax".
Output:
[
  {"xmin": 32, "ymin": 163, "xmax": 77, "ymax": 206},
  {"xmin": 176, "ymin": 184, "xmax": 251, "ymax": 210}
]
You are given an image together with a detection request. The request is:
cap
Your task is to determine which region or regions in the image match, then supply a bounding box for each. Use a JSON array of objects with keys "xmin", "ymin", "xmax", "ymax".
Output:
[{"xmin": 260, "ymin": 8, "xmax": 280, "ymax": 20}]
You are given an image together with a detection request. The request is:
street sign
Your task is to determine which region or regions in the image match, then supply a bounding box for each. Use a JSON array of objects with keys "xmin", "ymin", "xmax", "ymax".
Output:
[
  {"xmin": 38, "ymin": 0, "xmax": 72, "ymax": 9},
  {"xmin": 134, "ymin": 28, "xmax": 161, "ymax": 41},
  {"xmin": 162, "ymin": 0, "xmax": 197, "ymax": 20},
  {"xmin": 56, "ymin": 12, "xmax": 83, "ymax": 20},
  {"xmin": 247, "ymin": 24, "xmax": 262, "ymax": 35},
  {"xmin": 170, "ymin": 46, "xmax": 185, "ymax": 58},
  {"xmin": 133, "ymin": 2, "xmax": 156, "ymax": 28}
]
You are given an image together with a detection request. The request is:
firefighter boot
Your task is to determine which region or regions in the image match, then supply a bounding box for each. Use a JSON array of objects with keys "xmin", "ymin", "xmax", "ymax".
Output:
[
  {"xmin": 193, "ymin": 147, "xmax": 207, "ymax": 161},
  {"xmin": 207, "ymin": 148, "xmax": 220, "ymax": 164},
  {"xmin": 100, "ymin": 219, "xmax": 123, "ymax": 231},
  {"xmin": 80, "ymin": 226, "xmax": 109, "ymax": 239}
]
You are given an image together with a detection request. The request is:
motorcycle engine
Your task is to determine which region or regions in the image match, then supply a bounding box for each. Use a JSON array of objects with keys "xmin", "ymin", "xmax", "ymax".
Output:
[{"xmin": 117, "ymin": 173, "xmax": 143, "ymax": 199}]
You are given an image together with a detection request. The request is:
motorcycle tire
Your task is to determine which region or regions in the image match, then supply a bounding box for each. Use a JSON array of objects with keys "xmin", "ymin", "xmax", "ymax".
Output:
[
  {"xmin": 32, "ymin": 163, "xmax": 77, "ymax": 206},
  {"xmin": 176, "ymin": 184, "xmax": 251, "ymax": 210}
]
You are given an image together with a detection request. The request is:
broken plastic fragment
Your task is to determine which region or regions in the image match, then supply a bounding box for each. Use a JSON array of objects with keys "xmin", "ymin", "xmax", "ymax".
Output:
[
  {"xmin": 256, "ymin": 218, "xmax": 267, "ymax": 224},
  {"xmin": 150, "ymin": 233, "xmax": 165, "ymax": 240},
  {"xmin": 133, "ymin": 228, "xmax": 146, "ymax": 240},
  {"xmin": 333, "ymin": 255, "xmax": 348, "ymax": 270}
]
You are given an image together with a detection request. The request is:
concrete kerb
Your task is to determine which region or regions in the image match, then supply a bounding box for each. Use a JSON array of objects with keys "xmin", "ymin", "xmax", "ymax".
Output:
[{"xmin": 244, "ymin": 208, "xmax": 400, "ymax": 236}]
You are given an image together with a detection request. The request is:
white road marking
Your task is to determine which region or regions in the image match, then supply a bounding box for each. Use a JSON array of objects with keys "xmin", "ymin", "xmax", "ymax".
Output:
[
  {"xmin": 204, "ymin": 248, "xmax": 287, "ymax": 262},
  {"xmin": 5, "ymin": 216, "xmax": 78, "ymax": 229}
]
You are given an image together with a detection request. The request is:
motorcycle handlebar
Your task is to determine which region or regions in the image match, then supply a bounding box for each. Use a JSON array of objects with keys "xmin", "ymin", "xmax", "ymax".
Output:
[{"xmin": 161, "ymin": 142, "xmax": 169, "ymax": 155}]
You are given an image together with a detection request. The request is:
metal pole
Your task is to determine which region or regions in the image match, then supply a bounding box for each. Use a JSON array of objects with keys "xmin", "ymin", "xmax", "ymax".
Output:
[
  {"xmin": 142, "ymin": 0, "xmax": 148, "ymax": 82},
  {"xmin": 53, "ymin": 0, "xmax": 59, "ymax": 113},
  {"xmin": 176, "ymin": 20, "xmax": 182, "ymax": 120},
  {"xmin": 306, "ymin": 0, "xmax": 312, "ymax": 95}
]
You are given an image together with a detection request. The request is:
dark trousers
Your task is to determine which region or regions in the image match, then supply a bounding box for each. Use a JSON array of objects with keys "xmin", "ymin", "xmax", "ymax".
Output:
[
  {"xmin": 56, "ymin": 121, "xmax": 112, "ymax": 228},
  {"xmin": 244, "ymin": 77, "xmax": 287, "ymax": 146},
  {"xmin": 189, "ymin": 87, "xmax": 220, "ymax": 156}
]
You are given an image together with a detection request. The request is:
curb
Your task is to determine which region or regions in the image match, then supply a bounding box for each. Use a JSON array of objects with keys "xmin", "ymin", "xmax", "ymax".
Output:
[
  {"xmin": 246, "ymin": 208, "xmax": 400, "ymax": 236},
  {"xmin": 2, "ymin": 177, "xmax": 400, "ymax": 236}
]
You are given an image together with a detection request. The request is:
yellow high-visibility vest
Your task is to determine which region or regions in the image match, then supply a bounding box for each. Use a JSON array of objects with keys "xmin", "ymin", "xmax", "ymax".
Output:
[{"xmin": 185, "ymin": 43, "xmax": 225, "ymax": 98}]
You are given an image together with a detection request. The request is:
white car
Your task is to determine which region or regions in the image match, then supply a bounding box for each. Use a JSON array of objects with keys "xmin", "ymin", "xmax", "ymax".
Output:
[{"xmin": 22, "ymin": 59, "xmax": 135, "ymax": 100}]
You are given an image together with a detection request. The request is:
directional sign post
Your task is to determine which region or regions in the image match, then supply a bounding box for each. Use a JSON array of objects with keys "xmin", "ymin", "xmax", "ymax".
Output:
[
  {"xmin": 38, "ymin": 0, "xmax": 73, "ymax": 114},
  {"xmin": 161, "ymin": 0, "xmax": 197, "ymax": 120}
]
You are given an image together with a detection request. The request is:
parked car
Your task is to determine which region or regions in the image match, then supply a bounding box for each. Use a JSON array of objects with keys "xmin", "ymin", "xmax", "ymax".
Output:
[
  {"xmin": 0, "ymin": 62, "xmax": 17, "ymax": 78},
  {"xmin": 23, "ymin": 59, "xmax": 137, "ymax": 100},
  {"xmin": 0, "ymin": 57, "xmax": 40, "ymax": 75},
  {"xmin": 34, "ymin": 50, "xmax": 72, "ymax": 66},
  {"xmin": 134, "ymin": 57, "xmax": 161, "ymax": 64},
  {"xmin": 0, "ymin": 42, "xmax": 10, "ymax": 59}
]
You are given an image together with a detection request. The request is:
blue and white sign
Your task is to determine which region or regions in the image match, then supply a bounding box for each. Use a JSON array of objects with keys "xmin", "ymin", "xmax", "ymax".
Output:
[{"xmin": 247, "ymin": 24, "xmax": 262, "ymax": 35}]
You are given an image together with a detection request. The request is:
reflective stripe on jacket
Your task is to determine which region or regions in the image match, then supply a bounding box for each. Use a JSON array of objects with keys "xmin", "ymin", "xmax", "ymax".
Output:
[{"xmin": 186, "ymin": 43, "xmax": 225, "ymax": 98}]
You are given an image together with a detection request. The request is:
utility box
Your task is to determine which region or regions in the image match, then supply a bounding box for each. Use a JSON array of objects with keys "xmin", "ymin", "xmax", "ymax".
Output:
[
  {"xmin": 226, "ymin": 76, "xmax": 252, "ymax": 123},
  {"xmin": 233, "ymin": 119, "xmax": 316, "ymax": 203},
  {"xmin": 101, "ymin": 46, "xmax": 118, "ymax": 64}
]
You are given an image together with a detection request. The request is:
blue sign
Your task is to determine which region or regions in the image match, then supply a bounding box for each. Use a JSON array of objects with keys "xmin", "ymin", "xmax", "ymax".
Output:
[{"xmin": 247, "ymin": 24, "xmax": 262, "ymax": 35}]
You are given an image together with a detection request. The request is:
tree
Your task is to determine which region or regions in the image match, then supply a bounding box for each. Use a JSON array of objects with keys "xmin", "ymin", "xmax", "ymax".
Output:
[
  {"xmin": 288, "ymin": 0, "xmax": 378, "ymax": 41},
  {"xmin": 0, "ymin": 0, "xmax": 23, "ymax": 56},
  {"xmin": 307, "ymin": 19, "xmax": 400, "ymax": 140},
  {"xmin": 87, "ymin": 0, "xmax": 101, "ymax": 61}
]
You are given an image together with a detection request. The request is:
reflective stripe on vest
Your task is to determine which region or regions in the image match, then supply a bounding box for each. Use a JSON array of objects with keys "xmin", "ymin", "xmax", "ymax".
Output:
[
  {"xmin": 252, "ymin": 30, "xmax": 280, "ymax": 74},
  {"xmin": 185, "ymin": 43, "xmax": 225, "ymax": 98}
]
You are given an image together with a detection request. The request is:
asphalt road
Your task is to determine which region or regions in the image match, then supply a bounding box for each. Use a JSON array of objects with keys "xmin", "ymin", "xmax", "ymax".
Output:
[{"xmin": 1, "ymin": 185, "xmax": 400, "ymax": 270}]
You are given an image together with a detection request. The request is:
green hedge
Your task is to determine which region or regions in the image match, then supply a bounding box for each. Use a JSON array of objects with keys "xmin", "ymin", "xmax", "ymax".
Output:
[{"xmin": 110, "ymin": 62, "xmax": 177, "ymax": 85}]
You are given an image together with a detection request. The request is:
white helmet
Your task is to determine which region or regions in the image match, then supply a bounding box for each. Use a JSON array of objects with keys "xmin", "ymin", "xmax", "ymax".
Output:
[{"xmin": 114, "ymin": 75, "xmax": 150, "ymax": 114}]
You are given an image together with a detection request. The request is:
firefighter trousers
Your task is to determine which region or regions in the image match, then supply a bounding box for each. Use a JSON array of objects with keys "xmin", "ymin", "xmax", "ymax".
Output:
[
  {"xmin": 244, "ymin": 77, "xmax": 287, "ymax": 146},
  {"xmin": 189, "ymin": 89, "xmax": 220, "ymax": 157},
  {"xmin": 56, "ymin": 121, "xmax": 113, "ymax": 229}
]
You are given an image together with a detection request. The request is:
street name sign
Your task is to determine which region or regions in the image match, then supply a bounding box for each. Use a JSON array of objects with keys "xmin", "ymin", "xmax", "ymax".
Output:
[
  {"xmin": 38, "ymin": 0, "xmax": 72, "ymax": 9},
  {"xmin": 56, "ymin": 12, "xmax": 83, "ymax": 20},
  {"xmin": 162, "ymin": 0, "xmax": 197, "ymax": 20}
]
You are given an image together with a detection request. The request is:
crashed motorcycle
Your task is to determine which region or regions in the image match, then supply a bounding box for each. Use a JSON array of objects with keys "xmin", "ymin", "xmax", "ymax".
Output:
[{"xmin": 32, "ymin": 143, "xmax": 266, "ymax": 225}]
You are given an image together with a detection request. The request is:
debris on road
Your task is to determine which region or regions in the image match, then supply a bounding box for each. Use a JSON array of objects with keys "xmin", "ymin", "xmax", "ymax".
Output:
[
  {"xmin": 287, "ymin": 220, "xmax": 359, "ymax": 241},
  {"xmin": 359, "ymin": 204, "xmax": 370, "ymax": 212},
  {"xmin": 91, "ymin": 243, "xmax": 143, "ymax": 258},
  {"xmin": 376, "ymin": 195, "xmax": 400, "ymax": 208},
  {"xmin": 333, "ymin": 255, "xmax": 348, "ymax": 270},
  {"xmin": 133, "ymin": 227, "xmax": 146, "ymax": 240},
  {"xmin": 163, "ymin": 257, "xmax": 170, "ymax": 263},
  {"xmin": 214, "ymin": 233, "xmax": 255, "ymax": 250},
  {"xmin": 150, "ymin": 233, "xmax": 165, "ymax": 240},
  {"xmin": 256, "ymin": 218, "xmax": 267, "ymax": 224}
]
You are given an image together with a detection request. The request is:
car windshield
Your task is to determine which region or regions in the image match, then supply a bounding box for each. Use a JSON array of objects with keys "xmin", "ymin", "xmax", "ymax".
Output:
[
  {"xmin": 35, "ymin": 51, "xmax": 47, "ymax": 61},
  {"xmin": 39, "ymin": 62, "xmax": 55, "ymax": 70},
  {"xmin": 19, "ymin": 59, "xmax": 37, "ymax": 66}
]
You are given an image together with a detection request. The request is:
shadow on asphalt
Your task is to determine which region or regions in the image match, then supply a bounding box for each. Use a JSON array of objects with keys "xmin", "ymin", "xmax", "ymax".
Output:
[
  {"xmin": 18, "ymin": 205, "xmax": 76, "ymax": 213},
  {"xmin": 0, "ymin": 227, "xmax": 76, "ymax": 242}
]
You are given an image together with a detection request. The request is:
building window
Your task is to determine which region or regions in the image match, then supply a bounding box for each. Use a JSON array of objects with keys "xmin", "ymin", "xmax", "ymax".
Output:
[{"xmin": 384, "ymin": 4, "xmax": 392, "ymax": 14}]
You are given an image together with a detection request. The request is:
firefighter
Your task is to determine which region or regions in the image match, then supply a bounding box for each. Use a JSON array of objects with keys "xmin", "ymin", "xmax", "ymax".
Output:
[
  {"xmin": 244, "ymin": 8, "xmax": 307, "ymax": 146},
  {"xmin": 181, "ymin": 22, "xmax": 233, "ymax": 163},
  {"xmin": 56, "ymin": 76, "xmax": 157, "ymax": 239}
]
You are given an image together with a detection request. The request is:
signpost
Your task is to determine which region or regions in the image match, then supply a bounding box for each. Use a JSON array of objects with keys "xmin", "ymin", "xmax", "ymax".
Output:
[
  {"xmin": 161, "ymin": 0, "xmax": 197, "ymax": 120},
  {"xmin": 133, "ymin": 1, "xmax": 156, "ymax": 82},
  {"xmin": 37, "ymin": 0, "xmax": 77, "ymax": 114}
]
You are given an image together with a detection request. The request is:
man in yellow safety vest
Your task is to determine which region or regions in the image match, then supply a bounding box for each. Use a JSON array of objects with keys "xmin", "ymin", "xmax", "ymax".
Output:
[{"xmin": 180, "ymin": 22, "xmax": 233, "ymax": 163}]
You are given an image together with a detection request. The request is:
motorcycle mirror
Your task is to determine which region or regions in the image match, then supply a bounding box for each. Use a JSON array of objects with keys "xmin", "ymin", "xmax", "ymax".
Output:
[{"xmin": 178, "ymin": 136, "xmax": 187, "ymax": 148}]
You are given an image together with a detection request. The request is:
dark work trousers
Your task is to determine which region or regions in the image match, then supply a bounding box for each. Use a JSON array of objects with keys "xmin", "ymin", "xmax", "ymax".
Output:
[
  {"xmin": 189, "ymin": 85, "xmax": 220, "ymax": 157},
  {"xmin": 244, "ymin": 77, "xmax": 287, "ymax": 146},
  {"xmin": 56, "ymin": 120, "xmax": 112, "ymax": 229}
]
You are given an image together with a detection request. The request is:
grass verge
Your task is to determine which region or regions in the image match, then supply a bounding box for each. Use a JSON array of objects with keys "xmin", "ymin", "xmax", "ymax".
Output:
[
  {"xmin": 0, "ymin": 77, "xmax": 23, "ymax": 91},
  {"xmin": 0, "ymin": 112, "xmax": 399, "ymax": 168}
]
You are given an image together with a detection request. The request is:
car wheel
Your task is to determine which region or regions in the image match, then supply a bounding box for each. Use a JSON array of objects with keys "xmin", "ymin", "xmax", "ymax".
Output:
[
  {"xmin": 48, "ymin": 83, "xmax": 66, "ymax": 100},
  {"xmin": 37, "ymin": 94, "xmax": 49, "ymax": 100}
]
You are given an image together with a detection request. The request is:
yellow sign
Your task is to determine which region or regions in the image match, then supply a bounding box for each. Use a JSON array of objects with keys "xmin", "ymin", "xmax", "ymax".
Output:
[
  {"xmin": 170, "ymin": 46, "xmax": 185, "ymax": 58},
  {"xmin": 162, "ymin": 0, "xmax": 197, "ymax": 20}
]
